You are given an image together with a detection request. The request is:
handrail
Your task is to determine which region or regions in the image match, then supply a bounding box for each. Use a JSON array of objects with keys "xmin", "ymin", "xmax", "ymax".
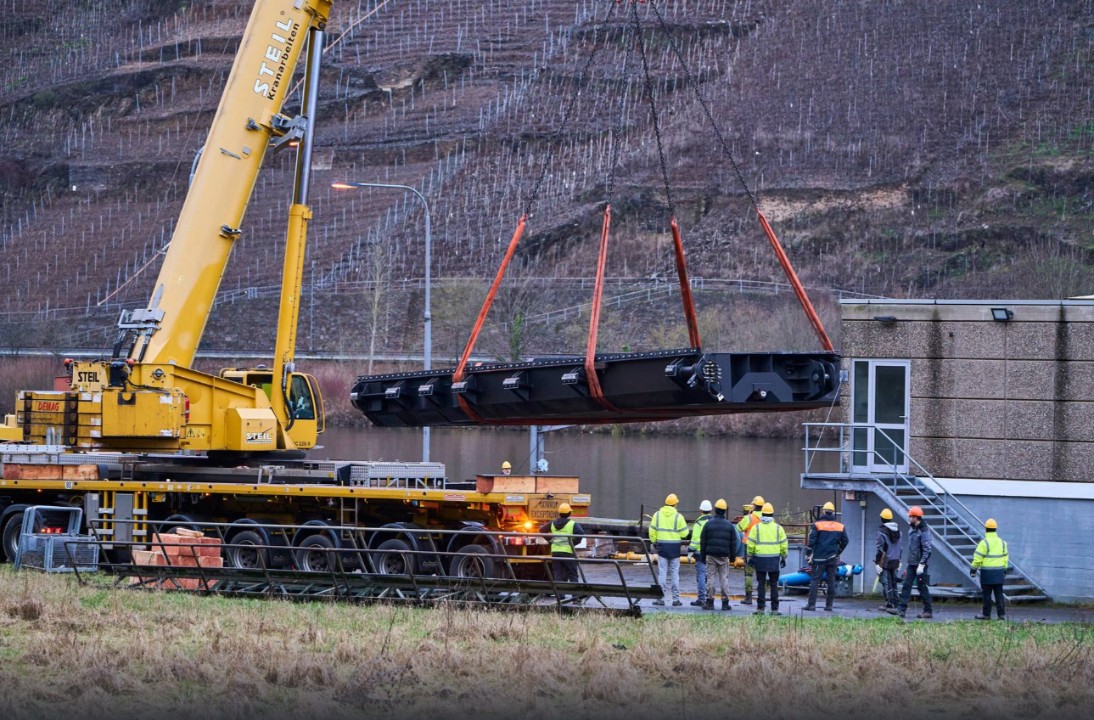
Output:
[{"xmin": 803, "ymin": 422, "xmax": 985, "ymax": 544}]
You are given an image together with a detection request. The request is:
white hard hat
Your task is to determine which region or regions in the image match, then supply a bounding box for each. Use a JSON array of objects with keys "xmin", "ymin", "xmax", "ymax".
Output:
[{"xmin": 699, "ymin": 500, "xmax": 713, "ymax": 512}]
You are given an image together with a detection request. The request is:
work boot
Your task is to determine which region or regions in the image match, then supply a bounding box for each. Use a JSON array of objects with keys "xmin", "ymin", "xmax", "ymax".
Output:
[
  {"xmin": 771, "ymin": 609, "xmax": 782, "ymax": 616},
  {"xmin": 974, "ymin": 614, "xmax": 989, "ymax": 620},
  {"xmin": 916, "ymin": 611, "xmax": 933, "ymax": 619},
  {"xmin": 823, "ymin": 606, "xmax": 834, "ymax": 612},
  {"xmin": 741, "ymin": 592, "xmax": 753, "ymax": 605},
  {"xmin": 672, "ymin": 600, "xmax": 683, "ymax": 607},
  {"xmin": 722, "ymin": 599, "xmax": 730, "ymax": 611},
  {"xmin": 802, "ymin": 604, "xmax": 816, "ymax": 611},
  {"xmin": 690, "ymin": 599, "xmax": 705, "ymax": 607},
  {"xmin": 877, "ymin": 604, "xmax": 893, "ymax": 612},
  {"xmin": 885, "ymin": 607, "xmax": 904, "ymax": 618},
  {"xmin": 652, "ymin": 599, "xmax": 665, "ymax": 606}
]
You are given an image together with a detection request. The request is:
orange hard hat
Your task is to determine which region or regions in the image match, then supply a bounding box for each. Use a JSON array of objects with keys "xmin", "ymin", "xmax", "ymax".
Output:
[{"xmin": 908, "ymin": 506, "xmax": 924, "ymax": 518}]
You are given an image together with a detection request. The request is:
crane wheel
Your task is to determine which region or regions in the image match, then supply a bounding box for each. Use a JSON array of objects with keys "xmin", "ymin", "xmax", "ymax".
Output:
[
  {"xmin": 225, "ymin": 529, "xmax": 268, "ymax": 570},
  {"xmin": 448, "ymin": 544, "xmax": 497, "ymax": 579},
  {"xmin": 371, "ymin": 538, "xmax": 415, "ymax": 575},
  {"xmin": 295, "ymin": 534, "xmax": 337, "ymax": 573},
  {"xmin": 1, "ymin": 511, "xmax": 24, "ymax": 563}
]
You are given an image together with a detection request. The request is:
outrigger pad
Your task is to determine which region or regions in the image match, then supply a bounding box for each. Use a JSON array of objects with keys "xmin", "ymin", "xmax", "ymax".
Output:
[{"xmin": 350, "ymin": 349, "xmax": 840, "ymax": 427}]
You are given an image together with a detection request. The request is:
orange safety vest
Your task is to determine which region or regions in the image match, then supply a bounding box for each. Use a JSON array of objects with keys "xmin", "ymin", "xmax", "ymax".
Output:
[{"xmin": 738, "ymin": 511, "xmax": 761, "ymax": 540}]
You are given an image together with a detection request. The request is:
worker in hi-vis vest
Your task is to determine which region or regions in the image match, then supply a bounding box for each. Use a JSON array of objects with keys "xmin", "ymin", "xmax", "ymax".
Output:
[
  {"xmin": 746, "ymin": 503, "xmax": 788, "ymax": 616},
  {"xmin": 803, "ymin": 501, "xmax": 849, "ymax": 612},
  {"xmin": 688, "ymin": 500, "xmax": 714, "ymax": 607},
  {"xmin": 540, "ymin": 502, "xmax": 584, "ymax": 585},
  {"xmin": 649, "ymin": 493, "xmax": 688, "ymax": 607},
  {"xmin": 736, "ymin": 496, "xmax": 764, "ymax": 605},
  {"xmin": 971, "ymin": 518, "xmax": 1009, "ymax": 621}
]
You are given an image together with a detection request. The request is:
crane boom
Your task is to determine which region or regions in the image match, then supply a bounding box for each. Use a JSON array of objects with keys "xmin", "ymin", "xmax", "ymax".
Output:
[{"xmin": 122, "ymin": 0, "xmax": 332, "ymax": 367}]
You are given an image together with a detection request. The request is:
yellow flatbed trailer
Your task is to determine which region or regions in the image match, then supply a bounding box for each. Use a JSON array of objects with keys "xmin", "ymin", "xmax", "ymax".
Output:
[{"xmin": 0, "ymin": 446, "xmax": 589, "ymax": 576}]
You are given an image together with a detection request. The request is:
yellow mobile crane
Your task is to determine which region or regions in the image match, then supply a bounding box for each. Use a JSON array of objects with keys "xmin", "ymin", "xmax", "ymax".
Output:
[
  {"xmin": 0, "ymin": 1, "xmax": 595, "ymax": 577},
  {"xmin": 1, "ymin": 0, "xmax": 332, "ymax": 453}
]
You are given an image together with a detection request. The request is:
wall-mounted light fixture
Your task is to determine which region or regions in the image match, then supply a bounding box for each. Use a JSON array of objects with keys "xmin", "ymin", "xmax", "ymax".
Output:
[
  {"xmin": 990, "ymin": 307, "xmax": 1013, "ymax": 322},
  {"xmin": 873, "ymin": 315, "xmax": 897, "ymax": 323}
]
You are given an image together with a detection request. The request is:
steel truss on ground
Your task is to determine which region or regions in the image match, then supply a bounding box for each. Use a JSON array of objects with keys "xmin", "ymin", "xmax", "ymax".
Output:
[{"xmin": 67, "ymin": 519, "xmax": 662, "ymax": 616}]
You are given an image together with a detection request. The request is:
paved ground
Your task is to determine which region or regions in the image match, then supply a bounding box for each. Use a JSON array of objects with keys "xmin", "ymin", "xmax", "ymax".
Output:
[{"xmin": 578, "ymin": 560, "xmax": 1093, "ymax": 623}]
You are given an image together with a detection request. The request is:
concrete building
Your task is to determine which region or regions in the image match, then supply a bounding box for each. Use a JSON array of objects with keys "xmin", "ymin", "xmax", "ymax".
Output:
[{"xmin": 802, "ymin": 299, "xmax": 1093, "ymax": 603}]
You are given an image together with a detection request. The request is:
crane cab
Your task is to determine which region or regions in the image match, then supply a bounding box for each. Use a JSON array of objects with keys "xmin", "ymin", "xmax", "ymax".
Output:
[{"xmin": 221, "ymin": 368, "xmax": 325, "ymax": 449}]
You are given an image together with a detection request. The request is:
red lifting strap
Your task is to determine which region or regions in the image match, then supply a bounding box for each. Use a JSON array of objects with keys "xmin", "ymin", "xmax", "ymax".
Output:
[
  {"xmin": 584, "ymin": 205, "xmax": 622, "ymax": 412},
  {"xmin": 670, "ymin": 216, "xmax": 702, "ymax": 349},
  {"xmin": 452, "ymin": 215, "xmax": 528, "ymax": 422},
  {"xmin": 757, "ymin": 209, "xmax": 834, "ymax": 352}
]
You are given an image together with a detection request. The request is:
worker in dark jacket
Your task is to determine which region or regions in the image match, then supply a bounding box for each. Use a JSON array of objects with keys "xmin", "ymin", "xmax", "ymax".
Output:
[
  {"xmin": 803, "ymin": 501, "xmax": 849, "ymax": 611},
  {"xmin": 699, "ymin": 499, "xmax": 739, "ymax": 611},
  {"xmin": 887, "ymin": 505, "xmax": 934, "ymax": 619},
  {"xmin": 875, "ymin": 508, "xmax": 903, "ymax": 611},
  {"xmin": 539, "ymin": 502, "xmax": 584, "ymax": 583},
  {"xmin": 971, "ymin": 518, "xmax": 1009, "ymax": 620}
]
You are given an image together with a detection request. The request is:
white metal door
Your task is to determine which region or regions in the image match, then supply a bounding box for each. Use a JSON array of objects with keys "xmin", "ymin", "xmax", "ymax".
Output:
[{"xmin": 851, "ymin": 360, "xmax": 910, "ymax": 473}]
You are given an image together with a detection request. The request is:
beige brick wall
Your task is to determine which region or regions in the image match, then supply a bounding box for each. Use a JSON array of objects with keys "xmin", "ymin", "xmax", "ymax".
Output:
[{"xmin": 840, "ymin": 301, "xmax": 1094, "ymax": 483}]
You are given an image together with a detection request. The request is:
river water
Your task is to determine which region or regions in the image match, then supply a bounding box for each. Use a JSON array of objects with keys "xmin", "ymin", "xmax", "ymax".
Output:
[{"xmin": 314, "ymin": 426, "xmax": 836, "ymax": 521}]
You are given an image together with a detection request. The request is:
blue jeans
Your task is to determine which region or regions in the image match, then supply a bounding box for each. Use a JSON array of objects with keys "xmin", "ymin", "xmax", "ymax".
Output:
[{"xmin": 694, "ymin": 556, "xmax": 707, "ymax": 602}]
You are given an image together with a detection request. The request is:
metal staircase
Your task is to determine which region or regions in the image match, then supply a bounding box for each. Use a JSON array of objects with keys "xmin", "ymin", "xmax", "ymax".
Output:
[{"xmin": 803, "ymin": 423, "xmax": 1049, "ymax": 603}]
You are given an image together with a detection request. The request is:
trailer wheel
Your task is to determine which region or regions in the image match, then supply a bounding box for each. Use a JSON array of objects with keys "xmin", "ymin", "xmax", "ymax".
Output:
[
  {"xmin": 372, "ymin": 538, "xmax": 414, "ymax": 575},
  {"xmin": 448, "ymin": 544, "xmax": 497, "ymax": 579},
  {"xmin": 295, "ymin": 534, "xmax": 336, "ymax": 573},
  {"xmin": 225, "ymin": 529, "xmax": 268, "ymax": 570},
  {"xmin": 1, "ymin": 512, "xmax": 24, "ymax": 563}
]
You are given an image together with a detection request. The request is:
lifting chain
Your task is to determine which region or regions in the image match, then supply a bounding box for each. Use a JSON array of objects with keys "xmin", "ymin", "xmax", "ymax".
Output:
[
  {"xmin": 646, "ymin": 0, "xmax": 759, "ymax": 212},
  {"xmin": 630, "ymin": 0, "xmax": 675, "ymax": 219},
  {"xmin": 524, "ymin": 1, "xmax": 618, "ymax": 217}
]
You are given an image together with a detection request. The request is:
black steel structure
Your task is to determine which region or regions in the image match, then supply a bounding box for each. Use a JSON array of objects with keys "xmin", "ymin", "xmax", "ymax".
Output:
[{"xmin": 351, "ymin": 348, "xmax": 840, "ymax": 427}]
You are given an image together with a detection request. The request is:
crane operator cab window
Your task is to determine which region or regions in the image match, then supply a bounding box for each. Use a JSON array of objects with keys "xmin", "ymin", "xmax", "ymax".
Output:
[{"xmin": 289, "ymin": 375, "xmax": 316, "ymax": 420}]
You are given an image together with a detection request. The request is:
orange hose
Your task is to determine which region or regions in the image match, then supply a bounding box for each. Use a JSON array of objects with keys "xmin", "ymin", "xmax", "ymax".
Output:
[
  {"xmin": 670, "ymin": 216, "xmax": 702, "ymax": 349},
  {"xmin": 756, "ymin": 210, "xmax": 834, "ymax": 352}
]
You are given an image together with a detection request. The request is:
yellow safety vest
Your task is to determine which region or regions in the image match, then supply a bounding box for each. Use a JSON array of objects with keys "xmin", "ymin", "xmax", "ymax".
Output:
[
  {"xmin": 649, "ymin": 506, "xmax": 687, "ymax": 543},
  {"xmin": 747, "ymin": 520, "xmax": 788, "ymax": 559},
  {"xmin": 689, "ymin": 514, "xmax": 712, "ymax": 552},
  {"xmin": 550, "ymin": 519, "xmax": 576, "ymax": 555},
  {"xmin": 972, "ymin": 533, "xmax": 1008, "ymax": 569}
]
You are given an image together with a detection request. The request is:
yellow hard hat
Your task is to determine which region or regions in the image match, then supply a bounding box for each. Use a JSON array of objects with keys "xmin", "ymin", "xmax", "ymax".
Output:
[
  {"xmin": 665, "ymin": 493, "xmax": 679, "ymax": 506},
  {"xmin": 742, "ymin": 504, "xmax": 753, "ymax": 513},
  {"xmin": 558, "ymin": 503, "xmax": 572, "ymax": 515},
  {"xmin": 822, "ymin": 501, "xmax": 835, "ymax": 512},
  {"xmin": 985, "ymin": 518, "xmax": 997, "ymax": 530},
  {"xmin": 880, "ymin": 508, "xmax": 894, "ymax": 521},
  {"xmin": 715, "ymin": 499, "xmax": 728, "ymax": 511},
  {"xmin": 752, "ymin": 495, "xmax": 765, "ymax": 507},
  {"xmin": 501, "ymin": 461, "xmax": 512, "ymax": 469},
  {"xmin": 761, "ymin": 502, "xmax": 774, "ymax": 515}
]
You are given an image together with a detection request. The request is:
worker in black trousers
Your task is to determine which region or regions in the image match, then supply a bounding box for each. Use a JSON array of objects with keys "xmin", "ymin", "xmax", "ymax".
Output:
[{"xmin": 803, "ymin": 501, "xmax": 849, "ymax": 612}]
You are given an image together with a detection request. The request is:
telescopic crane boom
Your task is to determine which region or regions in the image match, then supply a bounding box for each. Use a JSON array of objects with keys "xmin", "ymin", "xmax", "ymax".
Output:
[{"xmin": 1, "ymin": 0, "xmax": 333, "ymax": 453}]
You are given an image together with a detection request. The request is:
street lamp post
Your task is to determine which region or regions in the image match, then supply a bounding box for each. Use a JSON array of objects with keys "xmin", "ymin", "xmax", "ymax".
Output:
[{"xmin": 332, "ymin": 180, "xmax": 432, "ymax": 462}]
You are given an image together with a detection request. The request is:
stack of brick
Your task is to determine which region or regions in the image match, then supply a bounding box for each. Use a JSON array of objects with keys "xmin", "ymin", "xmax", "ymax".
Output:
[{"xmin": 131, "ymin": 528, "xmax": 224, "ymax": 590}]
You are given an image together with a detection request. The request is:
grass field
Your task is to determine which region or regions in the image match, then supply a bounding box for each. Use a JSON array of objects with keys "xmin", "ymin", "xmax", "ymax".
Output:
[{"xmin": 0, "ymin": 568, "xmax": 1090, "ymax": 720}]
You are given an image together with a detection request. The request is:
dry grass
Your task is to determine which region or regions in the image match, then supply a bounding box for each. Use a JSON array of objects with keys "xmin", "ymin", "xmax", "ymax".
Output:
[{"xmin": 0, "ymin": 568, "xmax": 1090, "ymax": 720}]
